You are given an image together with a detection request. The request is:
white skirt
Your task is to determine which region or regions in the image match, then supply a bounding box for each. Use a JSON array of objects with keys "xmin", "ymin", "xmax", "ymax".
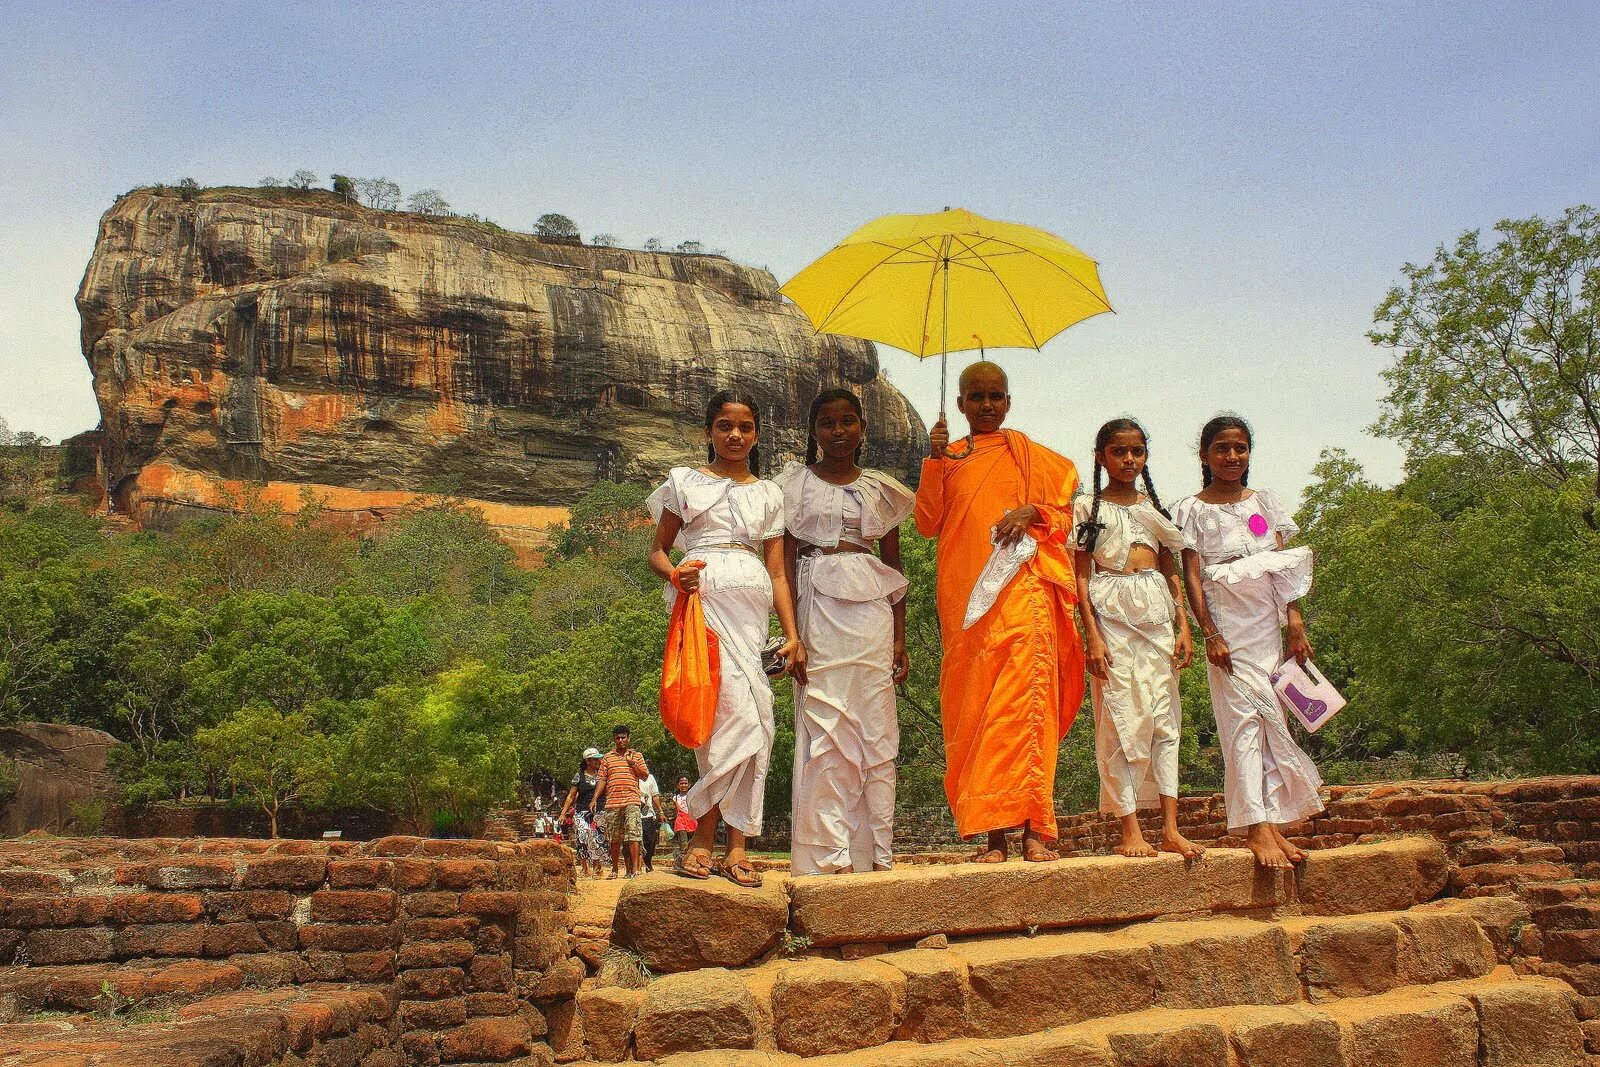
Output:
[
  {"xmin": 1088, "ymin": 570, "xmax": 1182, "ymax": 817},
  {"xmin": 666, "ymin": 550, "xmax": 776, "ymax": 837},
  {"xmin": 790, "ymin": 553, "xmax": 905, "ymax": 874},
  {"xmin": 1201, "ymin": 559, "xmax": 1323, "ymax": 834}
]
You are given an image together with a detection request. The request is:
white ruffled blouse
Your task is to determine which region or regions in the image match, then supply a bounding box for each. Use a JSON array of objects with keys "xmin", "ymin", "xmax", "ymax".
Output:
[
  {"xmin": 1172, "ymin": 488, "xmax": 1313, "ymax": 605},
  {"xmin": 775, "ymin": 462, "xmax": 914, "ymax": 606},
  {"xmin": 647, "ymin": 467, "xmax": 785, "ymax": 598},
  {"xmin": 1071, "ymin": 495, "xmax": 1190, "ymax": 572}
]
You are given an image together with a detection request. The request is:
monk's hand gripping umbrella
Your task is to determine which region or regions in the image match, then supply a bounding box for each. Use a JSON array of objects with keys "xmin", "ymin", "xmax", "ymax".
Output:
[{"xmin": 780, "ymin": 208, "xmax": 1113, "ymax": 418}]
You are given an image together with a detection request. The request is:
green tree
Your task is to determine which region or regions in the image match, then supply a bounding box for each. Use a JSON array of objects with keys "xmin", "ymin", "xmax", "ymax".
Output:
[
  {"xmin": 534, "ymin": 213, "xmax": 580, "ymax": 239},
  {"xmin": 1371, "ymin": 205, "xmax": 1600, "ymax": 527},
  {"xmin": 331, "ymin": 174, "xmax": 356, "ymax": 202},
  {"xmin": 196, "ymin": 705, "xmax": 334, "ymax": 837}
]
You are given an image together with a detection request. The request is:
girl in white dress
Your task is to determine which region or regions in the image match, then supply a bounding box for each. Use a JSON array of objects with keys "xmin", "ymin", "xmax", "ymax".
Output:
[
  {"xmin": 1073, "ymin": 419, "xmax": 1202, "ymax": 861},
  {"xmin": 647, "ymin": 390, "xmax": 805, "ymax": 887},
  {"xmin": 1172, "ymin": 415, "xmax": 1322, "ymax": 871},
  {"xmin": 779, "ymin": 389, "xmax": 915, "ymax": 875}
]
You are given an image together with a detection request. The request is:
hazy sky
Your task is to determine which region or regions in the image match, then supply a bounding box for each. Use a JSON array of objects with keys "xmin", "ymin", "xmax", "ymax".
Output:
[{"xmin": 3, "ymin": 1, "xmax": 1597, "ymax": 501}]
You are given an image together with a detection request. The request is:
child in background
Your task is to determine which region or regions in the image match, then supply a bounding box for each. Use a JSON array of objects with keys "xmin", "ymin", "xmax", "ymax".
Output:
[
  {"xmin": 778, "ymin": 388, "xmax": 914, "ymax": 874},
  {"xmin": 647, "ymin": 389, "xmax": 805, "ymax": 887},
  {"xmin": 1173, "ymin": 415, "xmax": 1322, "ymax": 871},
  {"xmin": 1073, "ymin": 418, "xmax": 1203, "ymax": 861}
]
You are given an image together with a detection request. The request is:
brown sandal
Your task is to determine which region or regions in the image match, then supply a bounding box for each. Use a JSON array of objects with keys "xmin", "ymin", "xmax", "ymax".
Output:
[
  {"xmin": 675, "ymin": 847, "xmax": 713, "ymax": 880},
  {"xmin": 719, "ymin": 854, "xmax": 763, "ymax": 888}
]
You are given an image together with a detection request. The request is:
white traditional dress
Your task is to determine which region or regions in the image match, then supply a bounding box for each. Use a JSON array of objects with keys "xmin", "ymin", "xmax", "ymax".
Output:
[
  {"xmin": 1172, "ymin": 489, "xmax": 1323, "ymax": 834},
  {"xmin": 777, "ymin": 462, "xmax": 914, "ymax": 874},
  {"xmin": 1073, "ymin": 496, "xmax": 1190, "ymax": 818},
  {"xmin": 647, "ymin": 467, "xmax": 786, "ymax": 836}
]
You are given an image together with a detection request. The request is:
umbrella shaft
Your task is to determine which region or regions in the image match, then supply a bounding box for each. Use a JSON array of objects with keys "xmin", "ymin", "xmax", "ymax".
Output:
[{"xmin": 939, "ymin": 242, "xmax": 950, "ymax": 418}]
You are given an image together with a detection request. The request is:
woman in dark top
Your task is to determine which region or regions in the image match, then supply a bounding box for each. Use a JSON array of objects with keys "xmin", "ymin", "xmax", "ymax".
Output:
[{"xmin": 556, "ymin": 749, "xmax": 606, "ymax": 878}]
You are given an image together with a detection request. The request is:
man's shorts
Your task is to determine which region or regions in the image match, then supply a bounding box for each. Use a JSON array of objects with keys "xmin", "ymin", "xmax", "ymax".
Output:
[{"xmin": 606, "ymin": 803, "xmax": 643, "ymax": 843}]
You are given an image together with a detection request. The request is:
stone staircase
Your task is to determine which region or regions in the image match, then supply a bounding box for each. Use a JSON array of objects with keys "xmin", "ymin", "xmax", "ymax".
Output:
[{"xmin": 566, "ymin": 837, "xmax": 1590, "ymax": 1065}]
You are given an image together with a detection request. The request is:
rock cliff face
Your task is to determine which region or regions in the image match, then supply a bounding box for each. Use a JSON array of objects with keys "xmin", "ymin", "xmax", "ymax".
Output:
[{"xmin": 77, "ymin": 188, "xmax": 926, "ymax": 544}]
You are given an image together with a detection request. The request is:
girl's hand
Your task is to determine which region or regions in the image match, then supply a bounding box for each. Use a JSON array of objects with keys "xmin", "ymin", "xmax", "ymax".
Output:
[
  {"xmin": 892, "ymin": 643, "xmax": 911, "ymax": 684},
  {"xmin": 1286, "ymin": 621, "xmax": 1313, "ymax": 666},
  {"xmin": 1086, "ymin": 635, "xmax": 1113, "ymax": 681},
  {"xmin": 994, "ymin": 504, "xmax": 1041, "ymax": 547},
  {"xmin": 780, "ymin": 639, "xmax": 807, "ymax": 685},
  {"xmin": 1173, "ymin": 628, "xmax": 1195, "ymax": 670},
  {"xmin": 1204, "ymin": 632, "xmax": 1233, "ymax": 675},
  {"xmin": 672, "ymin": 562, "xmax": 703, "ymax": 593}
]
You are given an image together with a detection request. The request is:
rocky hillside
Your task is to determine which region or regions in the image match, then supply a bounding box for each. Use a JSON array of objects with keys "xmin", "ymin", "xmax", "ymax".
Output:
[{"xmin": 76, "ymin": 188, "xmax": 926, "ymax": 543}]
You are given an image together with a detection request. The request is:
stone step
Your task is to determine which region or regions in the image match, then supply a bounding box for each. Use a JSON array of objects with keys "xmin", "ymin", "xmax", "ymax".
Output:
[
  {"xmin": 613, "ymin": 837, "xmax": 1449, "ymax": 973},
  {"xmin": 581, "ymin": 896, "xmax": 1518, "ymax": 1061},
  {"xmin": 646, "ymin": 971, "xmax": 1585, "ymax": 1067},
  {"xmin": 0, "ymin": 982, "xmax": 393, "ymax": 1066},
  {"xmin": 0, "ymin": 958, "xmax": 247, "ymax": 1015}
]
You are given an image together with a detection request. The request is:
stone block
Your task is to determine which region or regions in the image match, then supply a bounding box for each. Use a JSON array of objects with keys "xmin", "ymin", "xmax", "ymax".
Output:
[
  {"xmin": 401, "ymin": 995, "xmax": 468, "ymax": 1030},
  {"xmin": 467, "ymin": 954, "xmax": 513, "ymax": 992},
  {"xmin": 398, "ymin": 967, "xmax": 465, "ymax": 999},
  {"xmin": 203, "ymin": 921, "xmax": 271, "ymax": 957},
  {"xmin": 633, "ymin": 969, "xmax": 761, "ymax": 1060},
  {"xmin": 461, "ymin": 891, "xmax": 524, "ymax": 916},
  {"xmin": 432, "ymin": 859, "xmax": 497, "ymax": 890},
  {"xmin": 205, "ymin": 890, "xmax": 293, "ymax": 922},
  {"xmin": 397, "ymin": 939, "xmax": 476, "ymax": 968},
  {"xmin": 1294, "ymin": 837, "xmax": 1448, "ymax": 916},
  {"xmin": 311, "ymin": 890, "xmax": 399, "ymax": 924},
  {"xmin": 1324, "ymin": 990, "xmax": 1478, "ymax": 1067},
  {"xmin": 402, "ymin": 892, "xmax": 460, "ymax": 918},
  {"xmin": 437, "ymin": 1012, "xmax": 535, "ymax": 1062},
  {"xmin": 882, "ymin": 947, "xmax": 971, "ymax": 1042},
  {"xmin": 240, "ymin": 856, "xmax": 328, "ymax": 888},
  {"xmin": 1228, "ymin": 1005, "xmax": 1344, "ymax": 1067},
  {"xmin": 113, "ymin": 922, "xmax": 205, "ymax": 957},
  {"xmin": 771, "ymin": 958, "xmax": 905, "ymax": 1056},
  {"xmin": 344, "ymin": 950, "xmax": 395, "ymax": 983},
  {"xmin": 299, "ymin": 923, "xmax": 395, "ymax": 952},
  {"xmin": 577, "ymin": 986, "xmax": 644, "ymax": 1062},
  {"xmin": 152, "ymin": 859, "xmax": 237, "ymax": 889},
  {"xmin": 3, "ymin": 895, "xmax": 110, "ymax": 928},
  {"xmin": 106, "ymin": 893, "xmax": 204, "ymax": 924},
  {"xmin": 965, "ymin": 931, "xmax": 1156, "ymax": 1037},
  {"xmin": 402, "ymin": 916, "xmax": 479, "ymax": 941},
  {"xmin": 1297, "ymin": 916, "xmax": 1402, "ymax": 1000},
  {"xmin": 1140, "ymin": 921, "xmax": 1300, "ymax": 1009},
  {"xmin": 328, "ymin": 859, "xmax": 393, "ymax": 888},
  {"xmin": 613, "ymin": 873, "xmax": 788, "ymax": 973},
  {"xmin": 1453, "ymin": 976, "xmax": 1586, "ymax": 1067},
  {"xmin": 1396, "ymin": 912, "xmax": 1497, "ymax": 983}
]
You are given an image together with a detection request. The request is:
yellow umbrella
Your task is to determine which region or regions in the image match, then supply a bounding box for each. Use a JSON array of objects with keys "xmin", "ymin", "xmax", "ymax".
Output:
[{"xmin": 780, "ymin": 208, "xmax": 1112, "ymax": 415}]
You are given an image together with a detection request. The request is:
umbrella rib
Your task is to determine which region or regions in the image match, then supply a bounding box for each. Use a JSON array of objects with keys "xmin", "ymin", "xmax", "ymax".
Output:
[
  {"xmin": 915, "ymin": 240, "xmax": 944, "ymax": 358},
  {"xmin": 812, "ymin": 243, "xmax": 922, "ymax": 335},
  {"xmin": 969, "ymin": 235, "xmax": 1113, "ymax": 313},
  {"xmin": 952, "ymin": 234, "xmax": 1040, "ymax": 350}
]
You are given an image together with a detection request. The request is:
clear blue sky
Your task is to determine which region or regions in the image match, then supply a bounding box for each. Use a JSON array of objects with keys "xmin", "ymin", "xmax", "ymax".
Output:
[{"xmin": 3, "ymin": 1, "xmax": 1597, "ymax": 501}]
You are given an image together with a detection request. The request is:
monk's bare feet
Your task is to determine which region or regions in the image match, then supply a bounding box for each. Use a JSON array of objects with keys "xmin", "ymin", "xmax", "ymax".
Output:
[
  {"xmin": 1247, "ymin": 823, "xmax": 1292, "ymax": 870},
  {"xmin": 1021, "ymin": 826, "xmax": 1059, "ymax": 863},
  {"xmin": 1114, "ymin": 815, "xmax": 1158, "ymax": 858},
  {"xmin": 1160, "ymin": 830, "xmax": 1205, "ymax": 861},
  {"xmin": 1270, "ymin": 824, "xmax": 1307, "ymax": 864},
  {"xmin": 971, "ymin": 830, "xmax": 1008, "ymax": 864}
]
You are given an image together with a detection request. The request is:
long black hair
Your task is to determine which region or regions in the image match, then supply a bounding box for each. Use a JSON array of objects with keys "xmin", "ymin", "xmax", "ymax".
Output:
[
  {"xmin": 804, "ymin": 387, "xmax": 865, "ymax": 465},
  {"xmin": 1198, "ymin": 413, "xmax": 1252, "ymax": 488},
  {"xmin": 704, "ymin": 388, "xmax": 763, "ymax": 474},
  {"xmin": 1075, "ymin": 418, "xmax": 1170, "ymax": 554}
]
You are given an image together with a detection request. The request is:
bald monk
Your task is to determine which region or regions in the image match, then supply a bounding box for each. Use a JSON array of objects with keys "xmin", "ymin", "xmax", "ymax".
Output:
[{"xmin": 915, "ymin": 362, "xmax": 1087, "ymax": 862}]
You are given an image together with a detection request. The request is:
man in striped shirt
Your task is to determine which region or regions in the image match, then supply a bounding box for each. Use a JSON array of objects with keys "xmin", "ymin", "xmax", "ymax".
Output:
[{"xmin": 591, "ymin": 724, "xmax": 650, "ymax": 878}]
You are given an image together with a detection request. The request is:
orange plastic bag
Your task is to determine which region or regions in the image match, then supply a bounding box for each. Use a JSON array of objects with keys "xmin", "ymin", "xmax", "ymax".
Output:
[{"xmin": 660, "ymin": 562, "xmax": 720, "ymax": 749}]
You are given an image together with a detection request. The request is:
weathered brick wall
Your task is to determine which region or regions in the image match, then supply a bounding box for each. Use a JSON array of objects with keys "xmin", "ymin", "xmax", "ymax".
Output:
[{"xmin": 0, "ymin": 835, "xmax": 576, "ymax": 1065}]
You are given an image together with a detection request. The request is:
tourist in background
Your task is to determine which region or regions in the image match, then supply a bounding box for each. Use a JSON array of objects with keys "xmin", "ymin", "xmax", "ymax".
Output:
[
  {"xmin": 639, "ymin": 770, "xmax": 665, "ymax": 872},
  {"xmin": 778, "ymin": 388, "xmax": 914, "ymax": 874},
  {"xmin": 556, "ymin": 748, "xmax": 606, "ymax": 879},
  {"xmin": 648, "ymin": 389, "xmax": 804, "ymax": 887},
  {"xmin": 591, "ymin": 724, "xmax": 650, "ymax": 878},
  {"xmin": 1174, "ymin": 414, "xmax": 1323, "ymax": 870},
  {"xmin": 670, "ymin": 775, "xmax": 697, "ymax": 853},
  {"xmin": 1073, "ymin": 418, "xmax": 1203, "ymax": 861}
]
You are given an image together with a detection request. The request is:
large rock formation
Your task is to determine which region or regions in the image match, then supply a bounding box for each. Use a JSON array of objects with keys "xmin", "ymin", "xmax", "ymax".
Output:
[
  {"xmin": 77, "ymin": 187, "xmax": 926, "ymax": 545},
  {"xmin": 0, "ymin": 722, "xmax": 119, "ymax": 835}
]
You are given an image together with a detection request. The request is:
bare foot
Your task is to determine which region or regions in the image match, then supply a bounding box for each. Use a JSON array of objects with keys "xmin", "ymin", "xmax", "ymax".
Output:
[
  {"xmin": 1160, "ymin": 831, "xmax": 1205, "ymax": 861},
  {"xmin": 970, "ymin": 847, "xmax": 1007, "ymax": 863},
  {"xmin": 1247, "ymin": 824, "xmax": 1292, "ymax": 870},
  {"xmin": 1114, "ymin": 818, "xmax": 1158, "ymax": 858},
  {"xmin": 1271, "ymin": 824, "xmax": 1307, "ymax": 864},
  {"xmin": 1022, "ymin": 838, "xmax": 1060, "ymax": 863}
]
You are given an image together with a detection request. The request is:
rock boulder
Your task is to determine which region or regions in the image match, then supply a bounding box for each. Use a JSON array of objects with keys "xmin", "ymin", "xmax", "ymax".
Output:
[
  {"xmin": 0, "ymin": 723, "xmax": 119, "ymax": 836},
  {"xmin": 611, "ymin": 873, "xmax": 787, "ymax": 973}
]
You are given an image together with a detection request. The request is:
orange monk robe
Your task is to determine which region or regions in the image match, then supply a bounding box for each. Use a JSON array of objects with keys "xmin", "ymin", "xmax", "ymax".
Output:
[{"xmin": 914, "ymin": 430, "xmax": 1086, "ymax": 841}]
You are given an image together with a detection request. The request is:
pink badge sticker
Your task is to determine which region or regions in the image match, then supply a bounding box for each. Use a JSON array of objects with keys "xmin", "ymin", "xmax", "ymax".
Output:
[{"xmin": 1248, "ymin": 513, "xmax": 1270, "ymax": 537}]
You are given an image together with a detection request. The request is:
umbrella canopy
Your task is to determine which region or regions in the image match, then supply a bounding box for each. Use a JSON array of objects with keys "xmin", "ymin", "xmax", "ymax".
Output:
[{"xmin": 781, "ymin": 208, "xmax": 1112, "ymax": 411}]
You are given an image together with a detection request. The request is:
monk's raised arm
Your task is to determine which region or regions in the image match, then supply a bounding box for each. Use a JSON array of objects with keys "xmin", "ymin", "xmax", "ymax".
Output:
[{"xmin": 914, "ymin": 458, "xmax": 946, "ymax": 537}]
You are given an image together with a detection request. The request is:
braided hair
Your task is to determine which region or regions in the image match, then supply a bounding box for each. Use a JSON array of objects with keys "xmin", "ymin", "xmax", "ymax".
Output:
[
  {"xmin": 704, "ymin": 388, "xmax": 763, "ymax": 474},
  {"xmin": 804, "ymin": 388, "xmax": 865, "ymax": 465},
  {"xmin": 1076, "ymin": 417, "xmax": 1152, "ymax": 554},
  {"xmin": 1198, "ymin": 414, "xmax": 1252, "ymax": 488}
]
